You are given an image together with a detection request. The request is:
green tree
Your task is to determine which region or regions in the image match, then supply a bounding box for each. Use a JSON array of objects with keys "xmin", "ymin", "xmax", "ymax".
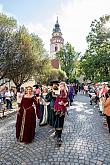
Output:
[
  {"xmin": 34, "ymin": 58, "xmax": 52, "ymax": 84},
  {"xmin": 0, "ymin": 13, "xmax": 45, "ymax": 89},
  {"xmin": 6, "ymin": 26, "xmax": 45, "ymax": 90},
  {"xmin": 80, "ymin": 15, "xmax": 110, "ymax": 82},
  {"xmin": 34, "ymin": 59, "xmax": 67, "ymax": 84},
  {"xmin": 0, "ymin": 13, "xmax": 17, "ymax": 84},
  {"xmin": 47, "ymin": 69, "xmax": 67, "ymax": 83},
  {"xmin": 56, "ymin": 42, "xmax": 79, "ymax": 79}
]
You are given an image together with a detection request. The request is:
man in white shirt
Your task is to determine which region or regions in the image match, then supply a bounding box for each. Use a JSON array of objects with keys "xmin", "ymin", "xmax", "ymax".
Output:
[{"xmin": 5, "ymin": 87, "xmax": 13, "ymax": 109}]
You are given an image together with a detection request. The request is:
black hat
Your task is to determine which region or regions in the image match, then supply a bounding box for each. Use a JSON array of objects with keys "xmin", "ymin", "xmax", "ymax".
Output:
[
  {"xmin": 49, "ymin": 80, "xmax": 60, "ymax": 86},
  {"xmin": 33, "ymin": 84, "xmax": 39, "ymax": 88}
]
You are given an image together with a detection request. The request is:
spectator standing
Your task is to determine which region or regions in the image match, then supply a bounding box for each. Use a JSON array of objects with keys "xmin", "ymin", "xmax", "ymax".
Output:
[
  {"xmin": 10, "ymin": 89, "xmax": 15, "ymax": 103},
  {"xmin": 104, "ymin": 89, "xmax": 110, "ymax": 133},
  {"xmin": 17, "ymin": 87, "xmax": 24, "ymax": 107},
  {"xmin": 0, "ymin": 93, "xmax": 2, "ymax": 110},
  {"xmin": 80, "ymin": 84, "xmax": 84, "ymax": 94},
  {"xmin": 5, "ymin": 87, "xmax": 13, "ymax": 109},
  {"xmin": 35, "ymin": 85, "xmax": 41, "ymax": 97},
  {"xmin": 75, "ymin": 83, "xmax": 79, "ymax": 95},
  {"xmin": 99, "ymin": 84, "xmax": 108, "ymax": 97},
  {"xmin": 68, "ymin": 83, "xmax": 75, "ymax": 106}
]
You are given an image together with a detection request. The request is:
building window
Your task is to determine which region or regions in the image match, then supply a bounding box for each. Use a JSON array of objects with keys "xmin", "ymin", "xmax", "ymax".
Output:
[{"xmin": 55, "ymin": 46, "xmax": 58, "ymax": 52}]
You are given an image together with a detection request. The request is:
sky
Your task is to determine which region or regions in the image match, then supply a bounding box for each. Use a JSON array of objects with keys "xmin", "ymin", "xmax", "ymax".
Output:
[{"xmin": 0, "ymin": 0, "xmax": 110, "ymax": 54}]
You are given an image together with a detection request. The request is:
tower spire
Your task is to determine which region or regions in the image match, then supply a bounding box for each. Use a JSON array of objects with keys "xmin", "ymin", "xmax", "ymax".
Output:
[
  {"xmin": 56, "ymin": 16, "xmax": 58, "ymax": 23},
  {"xmin": 53, "ymin": 16, "xmax": 61, "ymax": 33}
]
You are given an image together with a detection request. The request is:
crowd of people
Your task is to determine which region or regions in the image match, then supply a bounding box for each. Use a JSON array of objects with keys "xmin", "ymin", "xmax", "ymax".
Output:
[
  {"xmin": 0, "ymin": 87, "xmax": 15, "ymax": 110},
  {"xmin": 16, "ymin": 81, "xmax": 78, "ymax": 145},
  {"xmin": 1, "ymin": 81, "xmax": 110, "ymax": 145},
  {"xmin": 84, "ymin": 83, "xmax": 110, "ymax": 134}
]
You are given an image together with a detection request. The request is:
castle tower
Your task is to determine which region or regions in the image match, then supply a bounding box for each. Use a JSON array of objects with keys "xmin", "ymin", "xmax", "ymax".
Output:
[{"xmin": 50, "ymin": 17, "xmax": 64, "ymax": 59}]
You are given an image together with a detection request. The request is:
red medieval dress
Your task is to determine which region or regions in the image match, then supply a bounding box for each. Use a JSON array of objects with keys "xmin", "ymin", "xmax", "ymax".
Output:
[
  {"xmin": 54, "ymin": 90, "xmax": 68, "ymax": 130},
  {"xmin": 16, "ymin": 96, "xmax": 40, "ymax": 143}
]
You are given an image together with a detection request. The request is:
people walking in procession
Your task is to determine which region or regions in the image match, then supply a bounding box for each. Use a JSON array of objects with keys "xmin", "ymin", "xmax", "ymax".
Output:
[
  {"xmin": 16, "ymin": 86, "xmax": 40, "ymax": 143},
  {"xmin": 45, "ymin": 81, "xmax": 60, "ymax": 127},
  {"xmin": 54, "ymin": 82, "xmax": 68, "ymax": 144},
  {"xmin": 39, "ymin": 86, "xmax": 50, "ymax": 126}
]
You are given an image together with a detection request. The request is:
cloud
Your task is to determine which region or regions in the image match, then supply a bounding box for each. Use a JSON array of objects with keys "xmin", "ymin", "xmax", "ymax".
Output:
[
  {"xmin": 58, "ymin": 0, "xmax": 110, "ymax": 53},
  {"xmin": 26, "ymin": 22, "xmax": 51, "ymax": 53},
  {"xmin": 26, "ymin": 0, "xmax": 110, "ymax": 54},
  {"xmin": 26, "ymin": 15, "xmax": 58, "ymax": 53},
  {"xmin": 1, "ymin": 0, "xmax": 110, "ymax": 54}
]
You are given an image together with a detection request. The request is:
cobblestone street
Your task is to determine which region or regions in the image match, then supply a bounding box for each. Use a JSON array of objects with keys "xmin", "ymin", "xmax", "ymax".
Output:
[{"xmin": 0, "ymin": 94, "xmax": 110, "ymax": 165}]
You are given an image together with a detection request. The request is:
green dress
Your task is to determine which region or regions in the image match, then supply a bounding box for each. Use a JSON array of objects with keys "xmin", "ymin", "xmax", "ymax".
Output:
[{"xmin": 45, "ymin": 91, "xmax": 57, "ymax": 127}]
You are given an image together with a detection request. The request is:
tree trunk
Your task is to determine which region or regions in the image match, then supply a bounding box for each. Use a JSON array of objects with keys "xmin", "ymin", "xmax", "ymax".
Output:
[{"xmin": 16, "ymin": 84, "xmax": 21, "ymax": 92}]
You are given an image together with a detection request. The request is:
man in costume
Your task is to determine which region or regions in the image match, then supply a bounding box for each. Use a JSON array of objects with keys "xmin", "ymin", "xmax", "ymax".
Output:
[{"xmin": 45, "ymin": 80, "xmax": 60, "ymax": 128}]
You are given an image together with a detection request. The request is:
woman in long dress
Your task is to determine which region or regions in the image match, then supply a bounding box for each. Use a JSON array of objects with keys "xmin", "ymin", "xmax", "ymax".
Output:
[
  {"xmin": 39, "ymin": 87, "xmax": 50, "ymax": 126},
  {"xmin": 16, "ymin": 86, "xmax": 40, "ymax": 143}
]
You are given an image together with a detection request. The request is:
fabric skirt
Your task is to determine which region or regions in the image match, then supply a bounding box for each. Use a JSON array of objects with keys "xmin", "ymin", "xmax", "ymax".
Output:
[
  {"xmin": 39, "ymin": 104, "xmax": 49, "ymax": 126},
  {"xmin": 54, "ymin": 111, "xmax": 65, "ymax": 130},
  {"xmin": 48, "ymin": 108, "xmax": 56, "ymax": 127},
  {"xmin": 16, "ymin": 107, "xmax": 36, "ymax": 143}
]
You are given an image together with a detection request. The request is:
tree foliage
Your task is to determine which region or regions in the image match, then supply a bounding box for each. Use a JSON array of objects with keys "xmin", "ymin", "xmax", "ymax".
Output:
[
  {"xmin": 0, "ymin": 13, "xmax": 17, "ymax": 82},
  {"xmin": 80, "ymin": 15, "xmax": 110, "ymax": 82},
  {"xmin": 47, "ymin": 69, "xmax": 67, "ymax": 84},
  {"xmin": 56, "ymin": 42, "xmax": 79, "ymax": 79},
  {"xmin": 6, "ymin": 26, "xmax": 44, "ymax": 89},
  {"xmin": 0, "ymin": 13, "xmax": 45, "ymax": 89},
  {"xmin": 34, "ymin": 58, "xmax": 67, "ymax": 84},
  {"xmin": 34, "ymin": 58, "xmax": 52, "ymax": 84}
]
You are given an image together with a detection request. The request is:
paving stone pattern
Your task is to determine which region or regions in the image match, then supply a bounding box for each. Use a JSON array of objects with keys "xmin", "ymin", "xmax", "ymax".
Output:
[{"xmin": 0, "ymin": 94, "xmax": 110, "ymax": 165}]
